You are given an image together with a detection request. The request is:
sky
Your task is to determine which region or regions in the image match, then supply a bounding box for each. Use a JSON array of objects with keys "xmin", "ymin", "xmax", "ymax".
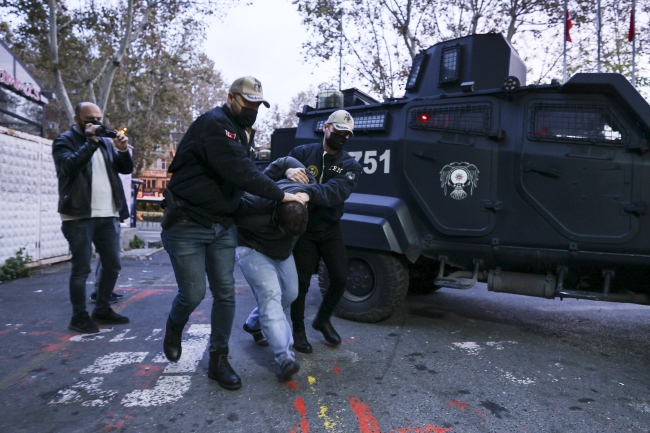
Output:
[{"xmin": 202, "ymin": 0, "xmax": 339, "ymax": 113}]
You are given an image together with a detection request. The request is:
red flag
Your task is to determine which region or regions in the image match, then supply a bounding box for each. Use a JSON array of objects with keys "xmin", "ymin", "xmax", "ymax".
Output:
[
  {"xmin": 566, "ymin": 10, "xmax": 573, "ymax": 42},
  {"xmin": 629, "ymin": 10, "xmax": 635, "ymax": 42}
]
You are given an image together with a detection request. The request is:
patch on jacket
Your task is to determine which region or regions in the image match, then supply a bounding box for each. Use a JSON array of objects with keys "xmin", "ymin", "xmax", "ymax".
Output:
[
  {"xmin": 346, "ymin": 171, "xmax": 356, "ymax": 180},
  {"xmin": 307, "ymin": 165, "xmax": 319, "ymax": 177},
  {"xmin": 225, "ymin": 129, "xmax": 236, "ymax": 140}
]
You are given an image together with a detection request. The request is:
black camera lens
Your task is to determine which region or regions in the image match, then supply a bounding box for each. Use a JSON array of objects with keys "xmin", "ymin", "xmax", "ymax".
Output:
[{"xmin": 96, "ymin": 125, "xmax": 118, "ymax": 138}]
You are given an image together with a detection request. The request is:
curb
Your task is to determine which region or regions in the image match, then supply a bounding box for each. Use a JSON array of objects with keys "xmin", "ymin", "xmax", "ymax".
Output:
[{"xmin": 121, "ymin": 247, "xmax": 166, "ymax": 261}]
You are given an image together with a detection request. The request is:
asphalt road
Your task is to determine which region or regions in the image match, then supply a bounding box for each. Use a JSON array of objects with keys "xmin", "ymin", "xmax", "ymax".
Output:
[{"xmin": 1, "ymin": 252, "xmax": 649, "ymax": 433}]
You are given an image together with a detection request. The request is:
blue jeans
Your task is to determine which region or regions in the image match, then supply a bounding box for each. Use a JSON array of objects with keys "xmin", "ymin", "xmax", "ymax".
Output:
[
  {"xmin": 61, "ymin": 217, "xmax": 121, "ymax": 316},
  {"xmin": 161, "ymin": 220, "xmax": 237, "ymax": 351},
  {"xmin": 236, "ymin": 247, "xmax": 298, "ymax": 367}
]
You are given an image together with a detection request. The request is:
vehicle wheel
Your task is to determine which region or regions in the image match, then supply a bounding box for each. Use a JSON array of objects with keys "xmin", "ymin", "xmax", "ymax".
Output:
[{"xmin": 318, "ymin": 248, "xmax": 409, "ymax": 323}]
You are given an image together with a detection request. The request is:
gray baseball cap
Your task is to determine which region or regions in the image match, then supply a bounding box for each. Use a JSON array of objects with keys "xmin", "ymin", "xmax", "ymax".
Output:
[
  {"xmin": 229, "ymin": 76, "xmax": 270, "ymax": 108},
  {"xmin": 325, "ymin": 110, "xmax": 354, "ymax": 136}
]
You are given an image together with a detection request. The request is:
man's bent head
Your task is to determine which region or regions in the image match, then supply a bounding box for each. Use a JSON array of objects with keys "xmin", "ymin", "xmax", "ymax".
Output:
[{"xmin": 276, "ymin": 201, "xmax": 308, "ymax": 237}]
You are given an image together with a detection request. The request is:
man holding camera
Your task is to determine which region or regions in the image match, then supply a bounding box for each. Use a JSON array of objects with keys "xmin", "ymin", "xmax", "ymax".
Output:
[
  {"xmin": 160, "ymin": 76, "xmax": 303, "ymax": 390},
  {"xmin": 53, "ymin": 102, "xmax": 133, "ymax": 334}
]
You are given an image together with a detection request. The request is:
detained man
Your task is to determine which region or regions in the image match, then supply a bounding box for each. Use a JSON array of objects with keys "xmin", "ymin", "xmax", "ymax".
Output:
[{"xmin": 234, "ymin": 157, "xmax": 314, "ymax": 381}]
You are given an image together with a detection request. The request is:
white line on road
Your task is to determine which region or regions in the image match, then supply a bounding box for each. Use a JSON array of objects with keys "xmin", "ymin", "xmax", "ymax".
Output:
[{"xmin": 80, "ymin": 352, "xmax": 148, "ymax": 374}]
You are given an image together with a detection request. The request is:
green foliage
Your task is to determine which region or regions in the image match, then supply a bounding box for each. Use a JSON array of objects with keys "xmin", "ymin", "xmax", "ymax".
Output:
[
  {"xmin": 129, "ymin": 235, "xmax": 146, "ymax": 250},
  {"xmin": 0, "ymin": 248, "xmax": 32, "ymax": 282}
]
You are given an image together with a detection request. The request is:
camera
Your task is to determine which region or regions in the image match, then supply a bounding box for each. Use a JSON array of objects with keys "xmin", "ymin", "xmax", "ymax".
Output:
[{"xmin": 95, "ymin": 124, "xmax": 118, "ymax": 139}]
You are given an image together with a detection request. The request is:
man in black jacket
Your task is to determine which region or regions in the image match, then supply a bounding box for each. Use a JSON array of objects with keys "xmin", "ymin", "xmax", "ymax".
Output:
[
  {"xmin": 160, "ymin": 76, "xmax": 303, "ymax": 390},
  {"xmin": 53, "ymin": 102, "xmax": 133, "ymax": 334},
  {"xmin": 266, "ymin": 110, "xmax": 362, "ymax": 353},
  {"xmin": 235, "ymin": 157, "xmax": 313, "ymax": 382}
]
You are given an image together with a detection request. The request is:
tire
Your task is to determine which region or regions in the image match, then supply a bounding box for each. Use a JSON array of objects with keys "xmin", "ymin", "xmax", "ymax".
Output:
[{"xmin": 318, "ymin": 248, "xmax": 409, "ymax": 323}]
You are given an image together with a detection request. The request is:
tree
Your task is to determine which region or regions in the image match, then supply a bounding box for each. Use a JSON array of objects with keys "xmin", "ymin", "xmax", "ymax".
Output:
[
  {"xmin": 254, "ymin": 86, "xmax": 321, "ymax": 147},
  {"xmin": 2, "ymin": 0, "xmax": 240, "ymax": 124}
]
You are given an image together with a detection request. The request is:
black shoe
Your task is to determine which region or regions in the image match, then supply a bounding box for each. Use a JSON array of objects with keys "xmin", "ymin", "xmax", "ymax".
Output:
[
  {"xmin": 292, "ymin": 331, "xmax": 313, "ymax": 354},
  {"xmin": 279, "ymin": 360, "xmax": 300, "ymax": 382},
  {"xmin": 312, "ymin": 318, "xmax": 341, "ymax": 346},
  {"xmin": 68, "ymin": 312, "xmax": 100, "ymax": 334},
  {"xmin": 90, "ymin": 292, "xmax": 119, "ymax": 304},
  {"xmin": 243, "ymin": 323, "xmax": 269, "ymax": 346},
  {"xmin": 91, "ymin": 307, "xmax": 129, "ymax": 324},
  {"xmin": 164, "ymin": 319, "xmax": 183, "ymax": 362},
  {"xmin": 208, "ymin": 349, "xmax": 242, "ymax": 390}
]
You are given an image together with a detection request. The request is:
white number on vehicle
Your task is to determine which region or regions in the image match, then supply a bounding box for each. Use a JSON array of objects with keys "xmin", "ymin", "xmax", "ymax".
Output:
[{"xmin": 348, "ymin": 150, "xmax": 390, "ymax": 174}]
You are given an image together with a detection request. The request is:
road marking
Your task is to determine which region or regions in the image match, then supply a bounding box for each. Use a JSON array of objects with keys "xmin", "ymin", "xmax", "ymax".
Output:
[
  {"xmin": 144, "ymin": 329, "xmax": 162, "ymax": 341},
  {"xmin": 348, "ymin": 396, "xmax": 381, "ymax": 433},
  {"xmin": 80, "ymin": 352, "xmax": 148, "ymax": 374},
  {"xmin": 450, "ymin": 341, "xmax": 482, "ymax": 355},
  {"xmin": 121, "ymin": 376, "xmax": 192, "ymax": 407},
  {"xmin": 485, "ymin": 341, "xmax": 517, "ymax": 350},
  {"xmin": 151, "ymin": 324, "xmax": 210, "ymax": 373},
  {"xmin": 110, "ymin": 329, "xmax": 137, "ymax": 342},
  {"xmin": 69, "ymin": 328, "xmax": 113, "ymax": 342},
  {"xmin": 49, "ymin": 377, "xmax": 117, "ymax": 407},
  {"xmin": 306, "ymin": 375, "xmax": 338, "ymax": 431}
]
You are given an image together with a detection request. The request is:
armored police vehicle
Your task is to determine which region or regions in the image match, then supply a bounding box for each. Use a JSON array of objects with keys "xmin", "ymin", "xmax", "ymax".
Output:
[{"xmin": 271, "ymin": 33, "xmax": 650, "ymax": 323}]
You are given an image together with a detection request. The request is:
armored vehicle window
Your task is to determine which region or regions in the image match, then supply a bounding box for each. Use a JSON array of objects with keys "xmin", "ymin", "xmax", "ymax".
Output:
[
  {"xmin": 439, "ymin": 45, "xmax": 461, "ymax": 84},
  {"xmin": 529, "ymin": 103, "xmax": 627, "ymax": 144},
  {"xmin": 313, "ymin": 111, "xmax": 388, "ymax": 133},
  {"xmin": 406, "ymin": 52, "xmax": 428, "ymax": 90},
  {"xmin": 409, "ymin": 104, "xmax": 491, "ymax": 134}
]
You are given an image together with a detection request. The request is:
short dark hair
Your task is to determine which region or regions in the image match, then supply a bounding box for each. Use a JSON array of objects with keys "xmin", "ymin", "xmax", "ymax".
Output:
[{"xmin": 276, "ymin": 201, "xmax": 308, "ymax": 237}]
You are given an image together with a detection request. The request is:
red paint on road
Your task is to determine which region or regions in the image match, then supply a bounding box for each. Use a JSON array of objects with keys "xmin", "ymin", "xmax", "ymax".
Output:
[
  {"xmin": 289, "ymin": 397, "xmax": 310, "ymax": 433},
  {"xmin": 343, "ymin": 338, "xmax": 359, "ymax": 344},
  {"xmin": 348, "ymin": 396, "xmax": 381, "ymax": 433},
  {"xmin": 114, "ymin": 290, "xmax": 158, "ymax": 311},
  {"xmin": 103, "ymin": 420, "xmax": 125, "ymax": 431},
  {"xmin": 448, "ymin": 401, "xmax": 469, "ymax": 411},
  {"xmin": 331, "ymin": 360, "xmax": 341, "ymax": 374},
  {"xmin": 281, "ymin": 380, "xmax": 299, "ymax": 390},
  {"xmin": 134, "ymin": 364, "xmax": 165, "ymax": 377},
  {"xmin": 41, "ymin": 344, "xmax": 61, "ymax": 353},
  {"xmin": 389, "ymin": 425, "xmax": 453, "ymax": 433}
]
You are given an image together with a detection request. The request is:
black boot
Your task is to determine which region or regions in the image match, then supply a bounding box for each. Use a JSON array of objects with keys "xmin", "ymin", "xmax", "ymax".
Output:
[
  {"xmin": 292, "ymin": 331, "xmax": 313, "ymax": 354},
  {"xmin": 163, "ymin": 319, "xmax": 183, "ymax": 362},
  {"xmin": 208, "ymin": 348, "xmax": 242, "ymax": 390},
  {"xmin": 312, "ymin": 317, "xmax": 341, "ymax": 346},
  {"xmin": 243, "ymin": 323, "xmax": 269, "ymax": 347}
]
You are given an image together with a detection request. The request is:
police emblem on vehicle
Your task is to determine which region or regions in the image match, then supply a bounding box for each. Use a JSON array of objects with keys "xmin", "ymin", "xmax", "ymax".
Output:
[
  {"xmin": 307, "ymin": 165, "xmax": 319, "ymax": 177},
  {"xmin": 440, "ymin": 162, "xmax": 479, "ymax": 200}
]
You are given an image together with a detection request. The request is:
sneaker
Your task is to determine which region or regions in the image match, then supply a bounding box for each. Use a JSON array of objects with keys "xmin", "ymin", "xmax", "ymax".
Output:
[
  {"xmin": 91, "ymin": 307, "xmax": 129, "ymax": 324},
  {"xmin": 279, "ymin": 360, "xmax": 300, "ymax": 382},
  {"xmin": 68, "ymin": 312, "xmax": 100, "ymax": 334},
  {"xmin": 243, "ymin": 323, "xmax": 269, "ymax": 347},
  {"xmin": 90, "ymin": 292, "xmax": 119, "ymax": 304}
]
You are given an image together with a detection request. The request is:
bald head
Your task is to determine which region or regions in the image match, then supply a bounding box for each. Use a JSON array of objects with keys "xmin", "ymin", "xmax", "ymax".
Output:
[{"xmin": 73, "ymin": 102, "xmax": 102, "ymax": 133}]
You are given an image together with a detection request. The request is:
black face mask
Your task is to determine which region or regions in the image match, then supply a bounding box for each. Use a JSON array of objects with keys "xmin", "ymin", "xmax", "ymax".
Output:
[
  {"xmin": 326, "ymin": 131, "xmax": 348, "ymax": 150},
  {"xmin": 233, "ymin": 98, "xmax": 258, "ymax": 128}
]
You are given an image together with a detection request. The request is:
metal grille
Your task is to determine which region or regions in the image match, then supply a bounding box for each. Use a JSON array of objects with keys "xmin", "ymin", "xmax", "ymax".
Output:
[
  {"xmin": 313, "ymin": 111, "xmax": 387, "ymax": 133},
  {"xmin": 528, "ymin": 103, "xmax": 627, "ymax": 144},
  {"xmin": 408, "ymin": 104, "xmax": 491, "ymax": 134},
  {"xmin": 439, "ymin": 45, "xmax": 461, "ymax": 83}
]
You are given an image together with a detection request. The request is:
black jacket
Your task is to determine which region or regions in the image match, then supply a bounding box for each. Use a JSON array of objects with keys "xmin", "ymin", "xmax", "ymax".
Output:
[
  {"xmin": 235, "ymin": 158, "xmax": 313, "ymax": 260},
  {"xmin": 52, "ymin": 126, "xmax": 133, "ymax": 220},
  {"xmin": 167, "ymin": 104, "xmax": 284, "ymax": 228},
  {"xmin": 267, "ymin": 143, "xmax": 362, "ymax": 232}
]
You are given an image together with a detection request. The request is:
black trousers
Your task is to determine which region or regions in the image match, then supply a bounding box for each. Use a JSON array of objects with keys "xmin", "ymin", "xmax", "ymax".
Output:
[{"xmin": 290, "ymin": 222, "xmax": 348, "ymax": 332}]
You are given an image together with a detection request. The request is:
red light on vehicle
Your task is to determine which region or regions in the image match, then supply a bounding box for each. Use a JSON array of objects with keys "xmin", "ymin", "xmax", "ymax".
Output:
[{"xmin": 421, "ymin": 114, "xmax": 428, "ymax": 122}]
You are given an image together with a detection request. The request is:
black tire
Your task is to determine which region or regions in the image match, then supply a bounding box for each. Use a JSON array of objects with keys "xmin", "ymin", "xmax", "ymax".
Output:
[{"xmin": 318, "ymin": 248, "xmax": 409, "ymax": 323}]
